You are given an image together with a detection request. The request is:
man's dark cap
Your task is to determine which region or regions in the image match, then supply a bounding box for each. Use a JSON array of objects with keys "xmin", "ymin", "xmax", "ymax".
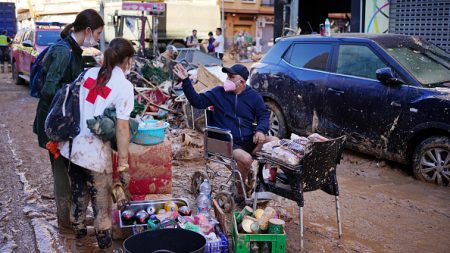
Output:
[{"xmin": 222, "ymin": 64, "xmax": 249, "ymax": 81}]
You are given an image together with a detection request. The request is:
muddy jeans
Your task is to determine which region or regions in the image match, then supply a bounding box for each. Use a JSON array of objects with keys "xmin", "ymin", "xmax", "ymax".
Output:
[
  {"xmin": 49, "ymin": 153, "xmax": 71, "ymax": 229},
  {"xmin": 62, "ymin": 158, "xmax": 113, "ymax": 249}
]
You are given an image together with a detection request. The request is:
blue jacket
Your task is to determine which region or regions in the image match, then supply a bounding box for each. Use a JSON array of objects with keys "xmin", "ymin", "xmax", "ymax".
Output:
[{"xmin": 182, "ymin": 78, "xmax": 270, "ymax": 145}]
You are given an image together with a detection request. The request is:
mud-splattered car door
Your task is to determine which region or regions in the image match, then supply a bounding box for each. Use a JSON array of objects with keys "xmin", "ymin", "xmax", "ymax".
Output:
[
  {"xmin": 277, "ymin": 42, "xmax": 335, "ymax": 134},
  {"xmin": 320, "ymin": 43, "xmax": 409, "ymax": 155}
]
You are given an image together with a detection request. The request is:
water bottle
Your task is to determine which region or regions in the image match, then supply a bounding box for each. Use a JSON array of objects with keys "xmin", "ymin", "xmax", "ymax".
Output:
[
  {"xmin": 196, "ymin": 192, "xmax": 210, "ymax": 217},
  {"xmin": 199, "ymin": 179, "xmax": 212, "ymax": 208},
  {"xmin": 197, "ymin": 179, "xmax": 212, "ymax": 216},
  {"xmin": 325, "ymin": 18, "xmax": 331, "ymax": 37}
]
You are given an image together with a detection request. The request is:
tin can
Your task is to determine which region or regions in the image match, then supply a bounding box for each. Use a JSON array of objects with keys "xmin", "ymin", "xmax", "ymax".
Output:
[
  {"xmin": 121, "ymin": 209, "xmax": 135, "ymax": 221},
  {"xmin": 268, "ymin": 218, "xmax": 285, "ymax": 234},
  {"xmin": 179, "ymin": 206, "xmax": 191, "ymax": 216},
  {"xmin": 236, "ymin": 206, "xmax": 254, "ymax": 224},
  {"xmin": 135, "ymin": 210, "xmax": 149, "ymax": 224},
  {"xmin": 147, "ymin": 219, "xmax": 160, "ymax": 231},
  {"xmin": 146, "ymin": 206, "xmax": 156, "ymax": 215}
]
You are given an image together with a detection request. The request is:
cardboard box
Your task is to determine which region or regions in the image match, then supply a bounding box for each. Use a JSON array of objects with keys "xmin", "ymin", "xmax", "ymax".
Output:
[{"xmin": 113, "ymin": 138, "xmax": 172, "ymax": 195}]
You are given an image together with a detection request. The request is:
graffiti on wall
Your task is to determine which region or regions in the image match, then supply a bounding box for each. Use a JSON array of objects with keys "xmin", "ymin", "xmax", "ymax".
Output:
[{"xmin": 365, "ymin": 0, "xmax": 390, "ymax": 33}]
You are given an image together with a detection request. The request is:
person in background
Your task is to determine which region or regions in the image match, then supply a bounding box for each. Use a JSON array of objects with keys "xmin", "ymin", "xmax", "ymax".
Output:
[
  {"xmin": 32, "ymin": 9, "xmax": 104, "ymax": 229},
  {"xmin": 0, "ymin": 30, "xmax": 11, "ymax": 73},
  {"xmin": 207, "ymin": 31, "xmax": 215, "ymax": 55},
  {"xmin": 214, "ymin": 28, "xmax": 224, "ymax": 60},
  {"xmin": 59, "ymin": 38, "xmax": 135, "ymax": 250},
  {"xmin": 186, "ymin": 29, "xmax": 200, "ymax": 50},
  {"xmin": 173, "ymin": 63, "xmax": 278, "ymax": 194}
]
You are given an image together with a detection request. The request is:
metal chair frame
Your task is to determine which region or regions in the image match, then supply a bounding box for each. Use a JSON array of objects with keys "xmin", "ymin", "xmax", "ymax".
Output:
[{"xmin": 253, "ymin": 136, "xmax": 346, "ymax": 251}]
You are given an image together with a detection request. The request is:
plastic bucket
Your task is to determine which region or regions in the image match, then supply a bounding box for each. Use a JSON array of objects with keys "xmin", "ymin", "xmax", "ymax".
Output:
[
  {"xmin": 132, "ymin": 119, "xmax": 170, "ymax": 145},
  {"xmin": 123, "ymin": 228, "xmax": 206, "ymax": 253}
]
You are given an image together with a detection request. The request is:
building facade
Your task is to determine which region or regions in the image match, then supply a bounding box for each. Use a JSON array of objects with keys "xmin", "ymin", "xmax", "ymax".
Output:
[{"xmin": 221, "ymin": 0, "xmax": 274, "ymax": 52}]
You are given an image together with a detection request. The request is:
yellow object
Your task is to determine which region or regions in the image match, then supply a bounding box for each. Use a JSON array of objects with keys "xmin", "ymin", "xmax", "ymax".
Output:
[
  {"xmin": 164, "ymin": 201, "xmax": 178, "ymax": 212},
  {"xmin": 254, "ymin": 209, "xmax": 264, "ymax": 220},
  {"xmin": 258, "ymin": 207, "xmax": 276, "ymax": 231},
  {"xmin": 0, "ymin": 35, "xmax": 8, "ymax": 46}
]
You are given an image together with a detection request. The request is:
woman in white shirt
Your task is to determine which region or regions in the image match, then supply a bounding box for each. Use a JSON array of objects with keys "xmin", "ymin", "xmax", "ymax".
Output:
[{"xmin": 59, "ymin": 38, "xmax": 135, "ymax": 250}]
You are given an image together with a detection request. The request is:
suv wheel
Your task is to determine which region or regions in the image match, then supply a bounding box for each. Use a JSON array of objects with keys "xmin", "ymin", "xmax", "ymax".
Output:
[
  {"xmin": 266, "ymin": 101, "xmax": 287, "ymax": 138},
  {"xmin": 12, "ymin": 61, "xmax": 25, "ymax": 86},
  {"xmin": 412, "ymin": 136, "xmax": 450, "ymax": 186}
]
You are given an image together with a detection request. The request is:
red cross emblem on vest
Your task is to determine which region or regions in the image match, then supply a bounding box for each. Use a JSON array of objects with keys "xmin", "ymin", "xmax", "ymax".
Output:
[{"xmin": 83, "ymin": 77, "xmax": 111, "ymax": 104}]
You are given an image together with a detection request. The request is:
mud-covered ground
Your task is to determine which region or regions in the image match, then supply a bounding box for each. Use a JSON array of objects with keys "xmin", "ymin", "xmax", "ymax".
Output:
[{"xmin": 0, "ymin": 71, "xmax": 449, "ymax": 253}]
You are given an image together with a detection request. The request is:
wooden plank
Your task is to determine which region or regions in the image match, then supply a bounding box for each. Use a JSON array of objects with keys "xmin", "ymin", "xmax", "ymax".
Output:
[{"xmin": 212, "ymin": 199, "xmax": 228, "ymax": 235}]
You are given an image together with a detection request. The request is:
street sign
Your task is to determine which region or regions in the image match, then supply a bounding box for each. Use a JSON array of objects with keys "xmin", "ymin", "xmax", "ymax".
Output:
[{"xmin": 122, "ymin": 2, "xmax": 165, "ymax": 15}]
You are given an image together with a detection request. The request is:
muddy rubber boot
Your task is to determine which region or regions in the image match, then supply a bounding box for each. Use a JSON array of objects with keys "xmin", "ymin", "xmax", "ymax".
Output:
[
  {"xmin": 50, "ymin": 155, "xmax": 72, "ymax": 229},
  {"xmin": 0, "ymin": 64, "xmax": 4, "ymax": 73}
]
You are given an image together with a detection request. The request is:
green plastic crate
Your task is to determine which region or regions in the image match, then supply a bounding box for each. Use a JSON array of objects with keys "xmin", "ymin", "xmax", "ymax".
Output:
[{"xmin": 232, "ymin": 212, "xmax": 286, "ymax": 253}]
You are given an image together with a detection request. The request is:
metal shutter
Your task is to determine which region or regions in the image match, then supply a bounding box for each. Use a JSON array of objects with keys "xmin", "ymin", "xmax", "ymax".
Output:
[{"xmin": 389, "ymin": 0, "xmax": 450, "ymax": 53}]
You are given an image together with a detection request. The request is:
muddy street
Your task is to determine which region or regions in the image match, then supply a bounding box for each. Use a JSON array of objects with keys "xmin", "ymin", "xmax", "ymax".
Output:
[{"xmin": 0, "ymin": 71, "xmax": 449, "ymax": 253}]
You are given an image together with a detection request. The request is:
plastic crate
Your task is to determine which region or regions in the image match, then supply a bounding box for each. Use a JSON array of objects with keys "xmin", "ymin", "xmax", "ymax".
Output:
[
  {"xmin": 232, "ymin": 212, "xmax": 286, "ymax": 253},
  {"xmin": 205, "ymin": 232, "xmax": 228, "ymax": 253},
  {"xmin": 132, "ymin": 119, "xmax": 169, "ymax": 145}
]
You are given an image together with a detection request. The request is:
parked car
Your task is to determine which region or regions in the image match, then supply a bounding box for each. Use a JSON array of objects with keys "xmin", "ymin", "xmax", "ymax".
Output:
[
  {"xmin": 250, "ymin": 33, "xmax": 450, "ymax": 186},
  {"xmin": 10, "ymin": 22, "xmax": 101, "ymax": 86}
]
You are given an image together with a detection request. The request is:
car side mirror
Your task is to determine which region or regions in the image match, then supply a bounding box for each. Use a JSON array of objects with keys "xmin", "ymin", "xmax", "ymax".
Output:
[
  {"xmin": 376, "ymin": 67, "xmax": 403, "ymax": 86},
  {"xmin": 22, "ymin": 40, "xmax": 33, "ymax": 47}
]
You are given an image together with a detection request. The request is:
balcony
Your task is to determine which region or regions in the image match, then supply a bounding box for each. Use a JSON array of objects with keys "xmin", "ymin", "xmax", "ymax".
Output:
[{"xmin": 261, "ymin": 0, "xmax": 274, "ymax": 7}]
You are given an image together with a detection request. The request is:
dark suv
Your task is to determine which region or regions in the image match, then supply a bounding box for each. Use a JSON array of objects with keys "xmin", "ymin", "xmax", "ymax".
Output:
[{"xmin": 250, "ymin": 34, "xmax": 450, "ymax": 186}]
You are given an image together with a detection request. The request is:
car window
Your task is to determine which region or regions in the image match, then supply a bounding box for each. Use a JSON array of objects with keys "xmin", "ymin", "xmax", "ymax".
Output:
[
  {"xmin": 23, "ymin": 31, "xmax": 31, "ymax": 42},
  {"xmin": 283, "ymin": 43, "xmax": 332, "ymax": 71},
  {"xmin": 385, "ymin": 45, "xmax": 450, "ymax": 87},
  {"xmin": 336, "ymin": 44, "xmax": 386, "ymax": 79},
  {"xmin": 28, "ymin": 31, "xmax": 35, "ymax": 44},
  {"xmin": 36, "ymin": 31, "xmax": 61, "ymax": 46}
]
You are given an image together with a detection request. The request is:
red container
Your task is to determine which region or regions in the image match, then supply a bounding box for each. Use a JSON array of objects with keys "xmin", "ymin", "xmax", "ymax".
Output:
[{"xmin": 113, "ymin": 138, "xmax": 172, "ymax": 195}]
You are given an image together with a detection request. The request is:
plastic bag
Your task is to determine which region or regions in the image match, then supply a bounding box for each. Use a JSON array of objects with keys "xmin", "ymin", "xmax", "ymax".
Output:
[
  {"xmin": 272, "ymin": 147, "xmax": 300, "ymax": 165},
  {"xmin": 262, "ymin": 140, "xmax": 280, "ymax": 152},
  {"xmin": 307, "ymin": 133, "xmax": 329, "ymax": 142}
]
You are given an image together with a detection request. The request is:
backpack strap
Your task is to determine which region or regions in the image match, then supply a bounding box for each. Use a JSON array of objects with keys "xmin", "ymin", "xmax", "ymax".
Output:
[{"xmin": 68, "ymin": 138, "xmax": 73, "ymax": 173}]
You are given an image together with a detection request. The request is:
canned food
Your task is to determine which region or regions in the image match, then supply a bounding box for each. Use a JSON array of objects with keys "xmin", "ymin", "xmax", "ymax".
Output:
[
  {"xmin": 121, "ymin": 209, "xmax": 135, "ymax": 221},
  {"xmin": 135, "ymin": 210, "xmax": 150, "ymax": 224},
  {"xmin": 179, "ymin": 206, "xmax": 191, "ymax": 216}
]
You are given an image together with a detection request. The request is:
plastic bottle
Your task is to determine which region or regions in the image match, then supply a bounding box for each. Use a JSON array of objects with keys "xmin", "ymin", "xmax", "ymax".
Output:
[
  {"xmin": 196, "ymin": 193, "xmax": 210, "ymax": 217},
  {"xmin": 197, "ymin": 179, "xmax": 212, "ymax": 217},
  {"xmin": 199, "ymin": 179, "xmax": 212, "ymax": 208},
  {"xmin": 325, "ymin": 18, "xmax": 331, "ymax": 37}
]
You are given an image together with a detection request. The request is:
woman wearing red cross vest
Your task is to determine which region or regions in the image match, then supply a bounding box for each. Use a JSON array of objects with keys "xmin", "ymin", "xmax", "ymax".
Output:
[
  {"xmin": 32, "ymin": 9, "xmax": 105, "ymax": 231},
  {"xmin": 58, "ymin": 38, "xmax": 135, "ymax": 250}
]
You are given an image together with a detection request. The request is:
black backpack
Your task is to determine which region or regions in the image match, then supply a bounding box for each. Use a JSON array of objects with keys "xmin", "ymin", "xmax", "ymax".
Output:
[{"xmin": 45, "ymin": 70, "xmax": 87, "ymax": 142}]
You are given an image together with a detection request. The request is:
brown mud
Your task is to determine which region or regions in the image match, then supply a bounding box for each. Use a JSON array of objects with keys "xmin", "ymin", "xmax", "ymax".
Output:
[{"xmin": 0, "ymin": 70, "xmax": 449, "ymax": 252}]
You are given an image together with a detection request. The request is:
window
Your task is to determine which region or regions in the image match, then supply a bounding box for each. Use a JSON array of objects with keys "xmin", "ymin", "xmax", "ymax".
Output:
[
  {"xmin": 283, "ymin": 43, "xmax": 332, "ymax": 71},
  {"xmin": 261, "ymin": 0, "xmax": 274, "ymax": 6},
  {"xmin": 28, "ymin": 31, "xmax": 35, "ymax": 44},
  {"xmin": 36, "ymin": 31, "xmax": 60, "ymax": 46},
  {"xmin": 336, "ymin": 44, "xmax": 387, "ymax": 79}
]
